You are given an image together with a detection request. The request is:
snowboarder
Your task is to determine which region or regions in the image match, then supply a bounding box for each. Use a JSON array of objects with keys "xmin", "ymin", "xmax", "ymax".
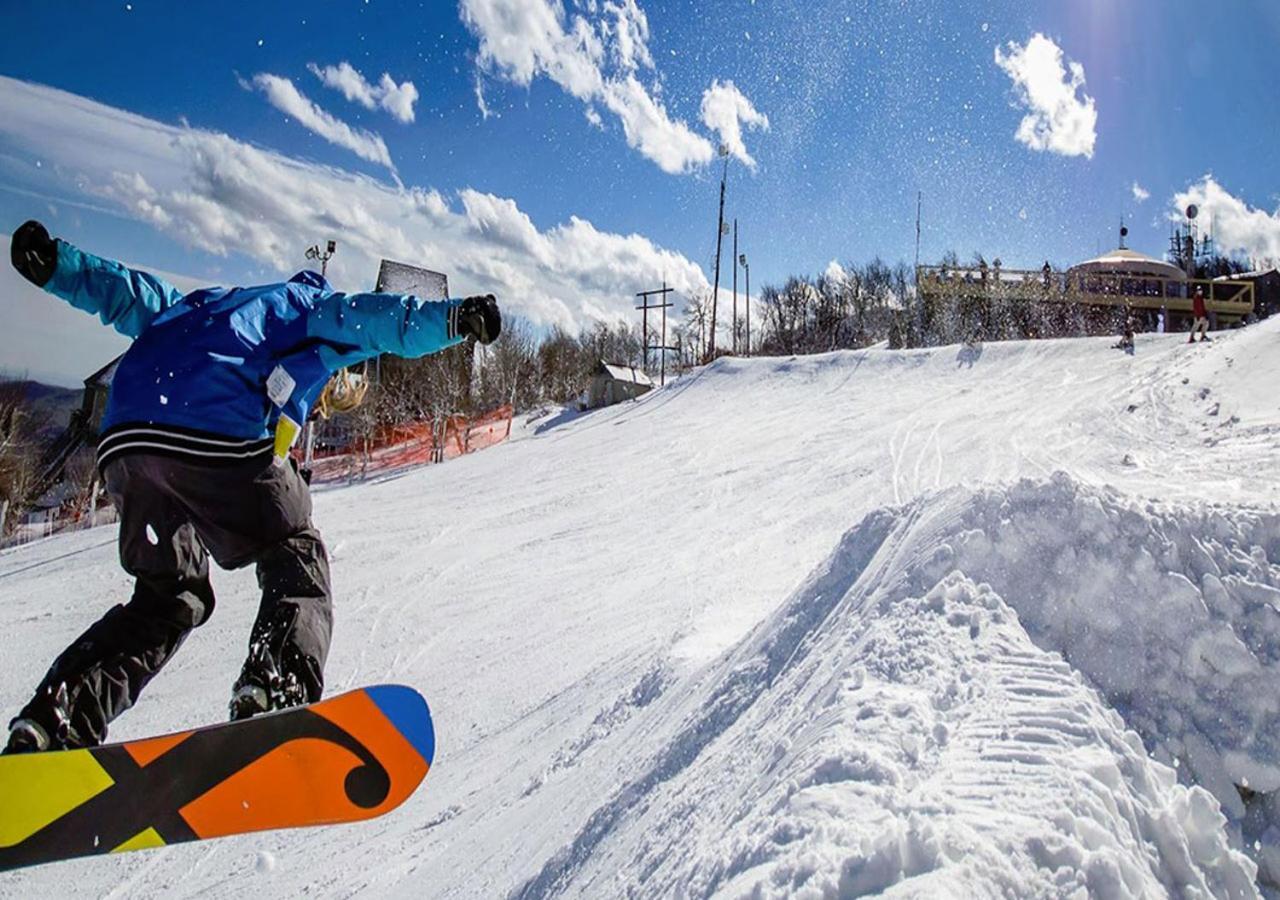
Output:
[
  {"xmin": 1189, "ymin": 287, "xmax": 1210, "ymax": 343},
  {"xmin": 1114, "ymin": 311, "xmax": 1136, "ymax": 355},
  {"xmin": 4, "ymin": 220, "xmax": 501, "ymax": 753}
]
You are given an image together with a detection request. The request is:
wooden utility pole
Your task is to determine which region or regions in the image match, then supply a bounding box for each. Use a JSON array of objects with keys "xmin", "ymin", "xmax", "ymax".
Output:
[
  {"xmin": 706, "ymin": 151, "xmax": 729, "ymax": 364},
  {"xmin": 741, "ymin": 254, "xmax": 751, "ymax": 357},
  {"xmin": 636, "ymin": 284, "xmax": 676, "ymax": 385},
  {"xmin": 732, "ymin": 219, "xmax": 738, "ymax": 354},
  {"xmin": 915, "ymin": 191, "xmax": 922, "ymax": 271}
]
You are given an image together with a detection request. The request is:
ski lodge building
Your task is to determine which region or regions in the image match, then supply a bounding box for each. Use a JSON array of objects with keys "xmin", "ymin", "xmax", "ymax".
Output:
[{"xmin": 915, "ymin": 243, "xmax": 1256, "ymax": 344}]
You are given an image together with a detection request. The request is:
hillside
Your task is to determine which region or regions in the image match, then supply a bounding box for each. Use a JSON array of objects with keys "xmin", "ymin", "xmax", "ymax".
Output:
[
  {"xmin": 2, "ymin": 322, "xmax": 1279, "ymax": 897},
  {"xmin": 0, "ymin": 379, "xmax": 80, "ymax": 440}
]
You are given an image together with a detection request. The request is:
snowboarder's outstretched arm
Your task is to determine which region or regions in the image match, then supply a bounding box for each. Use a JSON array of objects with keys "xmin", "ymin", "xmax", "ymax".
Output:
[
  {"xmin": 306, "ymin": 291, "xmax": 502, "ymax": 360},
  {"xmin": 10, "ymin": 220, "xmax": 185, "ymax": 338}
]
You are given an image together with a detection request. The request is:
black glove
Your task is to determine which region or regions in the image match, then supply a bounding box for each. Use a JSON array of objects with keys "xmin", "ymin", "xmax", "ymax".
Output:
[
  {"xmin": 456, "ymin": 294, "xmax": 501, "ymax": 344},
  {"xmin": 10, "ymin": 220, "xmax": 58, "ymax": 288}
]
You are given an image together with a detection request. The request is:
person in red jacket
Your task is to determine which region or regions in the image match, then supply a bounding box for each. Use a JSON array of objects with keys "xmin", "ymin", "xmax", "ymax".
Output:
[{"xmin": 1189, "ymin": 287, "xmax": 1210, "ymax": 343}]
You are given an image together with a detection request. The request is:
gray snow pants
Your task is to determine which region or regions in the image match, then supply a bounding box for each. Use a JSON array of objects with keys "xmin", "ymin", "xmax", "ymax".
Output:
[{"xmin": 18, "ymin": 452, "xmax": 333, "ymax": 747}]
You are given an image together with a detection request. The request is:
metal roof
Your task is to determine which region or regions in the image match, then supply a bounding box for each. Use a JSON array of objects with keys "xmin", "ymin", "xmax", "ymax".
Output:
[
  {"xmin": 1213, "ymin": 268, "xmax": 1279, "ymax": 281},
  {"xmin": 597, "ymin": 362, "xmax": 653, "ymax": 386},
  {"xmin": 84, "ymin": 355, "xmax": 123, "ymax": 388}
]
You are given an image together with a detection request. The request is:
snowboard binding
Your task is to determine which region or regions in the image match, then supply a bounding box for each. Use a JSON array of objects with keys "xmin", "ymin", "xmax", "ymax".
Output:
[
  {"xmin": 229, "ymin": 642, "xmax": 310, "ymax": 721},
  {"xmin": 3, "ymin": 683, "xmax": 71, "ymax": 755}
]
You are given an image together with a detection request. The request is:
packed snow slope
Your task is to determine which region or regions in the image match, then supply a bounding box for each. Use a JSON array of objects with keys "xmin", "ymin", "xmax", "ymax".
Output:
[{"xmin": 4, "ymin": 321, "xmax": 1280, "ymax": 898}]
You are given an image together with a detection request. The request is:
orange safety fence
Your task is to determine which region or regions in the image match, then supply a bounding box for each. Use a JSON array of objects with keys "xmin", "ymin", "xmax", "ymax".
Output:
[{"xmin": 301, "ymin": 405, "xmax": 514, "ymax": 484}]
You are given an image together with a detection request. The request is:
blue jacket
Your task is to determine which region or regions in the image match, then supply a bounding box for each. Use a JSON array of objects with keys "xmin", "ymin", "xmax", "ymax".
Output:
[{"xmin": 44, "ymin": 242, "xmax": 464, "ymax": 468}]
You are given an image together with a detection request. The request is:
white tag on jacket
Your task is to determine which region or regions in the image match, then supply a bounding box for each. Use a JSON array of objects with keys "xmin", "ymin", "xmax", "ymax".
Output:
[{"xmin": 266, "ymin": 365, "xmax": 296, "ymax": 407}]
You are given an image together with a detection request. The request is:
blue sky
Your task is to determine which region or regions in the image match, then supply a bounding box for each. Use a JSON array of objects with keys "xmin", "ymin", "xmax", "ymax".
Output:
[{"xmin": 1, "ymin": 0, "xmax": 1278, "ymax": 385}]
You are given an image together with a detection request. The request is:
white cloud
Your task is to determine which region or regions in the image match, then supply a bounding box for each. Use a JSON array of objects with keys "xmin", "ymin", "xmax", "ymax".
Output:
[
  {"xmin": 700, "ymin": 80, "xmax": 770, "ymax": 169},
  {"xmin": 474, "ymin": 74, "xmax": 493, "ymax": 120},
  {"xmin": 601, "ymin": 76, "xmax": 714, "ymax": 173},
  {"xmin": 1132, "ymin": 182, "xmax": 1150, "ymax": 202},
  {"xmin": 994, "ymin": 33, "xmax": 1097, "ymax": 159},
  {"xmin": 308, "ymin": 62, "xmax": 419, "ymax": 124},
  {"xmin": 248, "ymin": 73, "xmax": 394, "ymax": 171},
  {"xmin": 822, "ymin": 260, "xmax": 847, "ymax": 283},
  {"xmin": 1171, "ymin": 175, "xmax": 1280, "ymax": 266},
  {"xmin": 0, "ymin": 76, "xmax": 709, "ymax": 335},
  {"xmin": 604, "ymin": 0, "xmax": 654, "ymax": 72},
  {"xmin": 459, "ymin": 0, "xmax": 763, "ymax": 175},
  {"xmin": 461, "ymin": 0, "xmax": 604, "ymax": 99}
]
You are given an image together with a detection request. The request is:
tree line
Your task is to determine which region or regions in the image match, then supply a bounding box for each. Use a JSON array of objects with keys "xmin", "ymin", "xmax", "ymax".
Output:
[{"xmin": 742, "ymin": 250, "xmax": 1258, "ymax": 354}]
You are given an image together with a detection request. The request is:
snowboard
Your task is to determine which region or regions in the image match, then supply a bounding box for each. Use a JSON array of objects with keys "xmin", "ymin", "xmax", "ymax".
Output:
[{"xmin": 0, "ymin": 684, "xmax": 434, "ymax": 873}]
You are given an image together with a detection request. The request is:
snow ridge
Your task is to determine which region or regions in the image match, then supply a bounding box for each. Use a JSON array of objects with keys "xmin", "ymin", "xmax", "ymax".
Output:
[
  {"xmin": 528, "ymin": 476, "xmax": 1264, "ymax": 897},
  {"xmin": 516, "ymin": 509, "xmax": 906, "ymax": 898}
]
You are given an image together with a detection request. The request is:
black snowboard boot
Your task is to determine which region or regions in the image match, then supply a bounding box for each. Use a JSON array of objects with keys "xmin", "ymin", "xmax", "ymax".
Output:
[
  {"xmin": 4, "ymin": 683, "xmax": 71, "ymax": 754},
  {"xmin": 4, "ymin": 720, "xmax": 50, "ymax": 754},
  {"xmin": 229, "ymin": 642, "xmax": 312, "ymax": 721}
]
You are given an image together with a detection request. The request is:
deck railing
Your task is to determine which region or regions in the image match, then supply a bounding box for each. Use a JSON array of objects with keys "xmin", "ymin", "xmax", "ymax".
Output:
[{"xmin": 916, "ymin": 266, "xmax": 1255, "ymax": 321}]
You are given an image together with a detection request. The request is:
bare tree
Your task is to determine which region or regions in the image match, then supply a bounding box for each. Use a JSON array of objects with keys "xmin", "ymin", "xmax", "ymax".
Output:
[
  {"xmin": 476, "ymin": 317, "xmax": 539, "ymax": 410},
  {"xmin": 683, "ymin": 292, "xmax": 709, "ymax": 364},
  {"xmin": 62, "ymin": 448, "xmax": 102, "ymax": 523},
  {"xmin": 0, "ymin": 381, "xmax": 47, "ymax": 535}
]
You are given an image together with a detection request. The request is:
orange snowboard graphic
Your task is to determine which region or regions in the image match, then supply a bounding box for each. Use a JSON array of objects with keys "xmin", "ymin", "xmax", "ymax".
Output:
[{"xmin": 0, "ymin": 684, "xmax": 434, "ymax": 872}]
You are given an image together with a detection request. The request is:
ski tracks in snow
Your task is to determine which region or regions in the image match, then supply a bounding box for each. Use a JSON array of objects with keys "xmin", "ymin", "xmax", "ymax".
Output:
[{"xmin": 889, "ymin": 416, "xmax": 944, "ymax": 505}]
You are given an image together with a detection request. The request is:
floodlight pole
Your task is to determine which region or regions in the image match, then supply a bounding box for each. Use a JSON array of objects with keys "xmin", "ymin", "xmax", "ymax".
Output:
[
  {"xmin": 740, "ymin": 253, "xmax": 750, "ymax": 357},
  {"xmin": 298, "ymin": 238, "xmax": 337, "ymax": 480},
  {"xmin": 662, "ymin": 282, "xmax": 668, "ymax": 385},
  {"xmin": 305, "ymin": 239, "xmax": 338, "ymax": 278},
  {"xmin": 732, "ymin": 219, "xmax": 738, "ymax": 354},
  {"xmin": 706, "ymin": 149, "xmax": 729, "ymax": 364}
]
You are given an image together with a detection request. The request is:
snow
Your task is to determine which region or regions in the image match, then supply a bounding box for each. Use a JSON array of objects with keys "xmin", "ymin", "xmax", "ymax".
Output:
[{"xmin": 4, "ymin": 321, "xmax": 1280, "ymax": 896}]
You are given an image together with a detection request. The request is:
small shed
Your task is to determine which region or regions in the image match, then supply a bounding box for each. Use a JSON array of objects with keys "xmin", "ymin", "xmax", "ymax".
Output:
[{"xmin": 580, "ymin": 362, "xmax": 653, "ymax": 410}]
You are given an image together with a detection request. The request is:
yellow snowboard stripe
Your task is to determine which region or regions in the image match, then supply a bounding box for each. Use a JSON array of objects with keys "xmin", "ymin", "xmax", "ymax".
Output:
[
  {"xmin": 0, "ymin": 750, "xmax": 114, "ymax": 847},
  {"xmin": 112, "ymin": 827, "xmax": 166, "ymax": 854}
]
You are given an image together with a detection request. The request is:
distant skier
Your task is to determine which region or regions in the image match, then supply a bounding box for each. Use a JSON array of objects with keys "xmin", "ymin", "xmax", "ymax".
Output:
[
  {"xmin": 4, "ymin": 220, "xmax": 501, "ymax": 753},
  {"xmin": 1189, "ymin": 287, "xmax": 1210, "ymax": 343}
]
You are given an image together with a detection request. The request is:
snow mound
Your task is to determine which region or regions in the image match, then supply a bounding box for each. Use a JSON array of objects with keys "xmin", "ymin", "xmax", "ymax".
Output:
[
  {"xmin": 520, "ymin": 476, "xmax": 1266, "ymax": 897},
  {"xmin": 924, "ymin": 476, "xmax": 1280, "ymax": 806}
]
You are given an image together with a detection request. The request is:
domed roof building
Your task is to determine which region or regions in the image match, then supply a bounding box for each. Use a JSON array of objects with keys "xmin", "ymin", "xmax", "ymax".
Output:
[{"xmin": 1067, "ymin": 247, "xmax": 1188, "ymax": 283}]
